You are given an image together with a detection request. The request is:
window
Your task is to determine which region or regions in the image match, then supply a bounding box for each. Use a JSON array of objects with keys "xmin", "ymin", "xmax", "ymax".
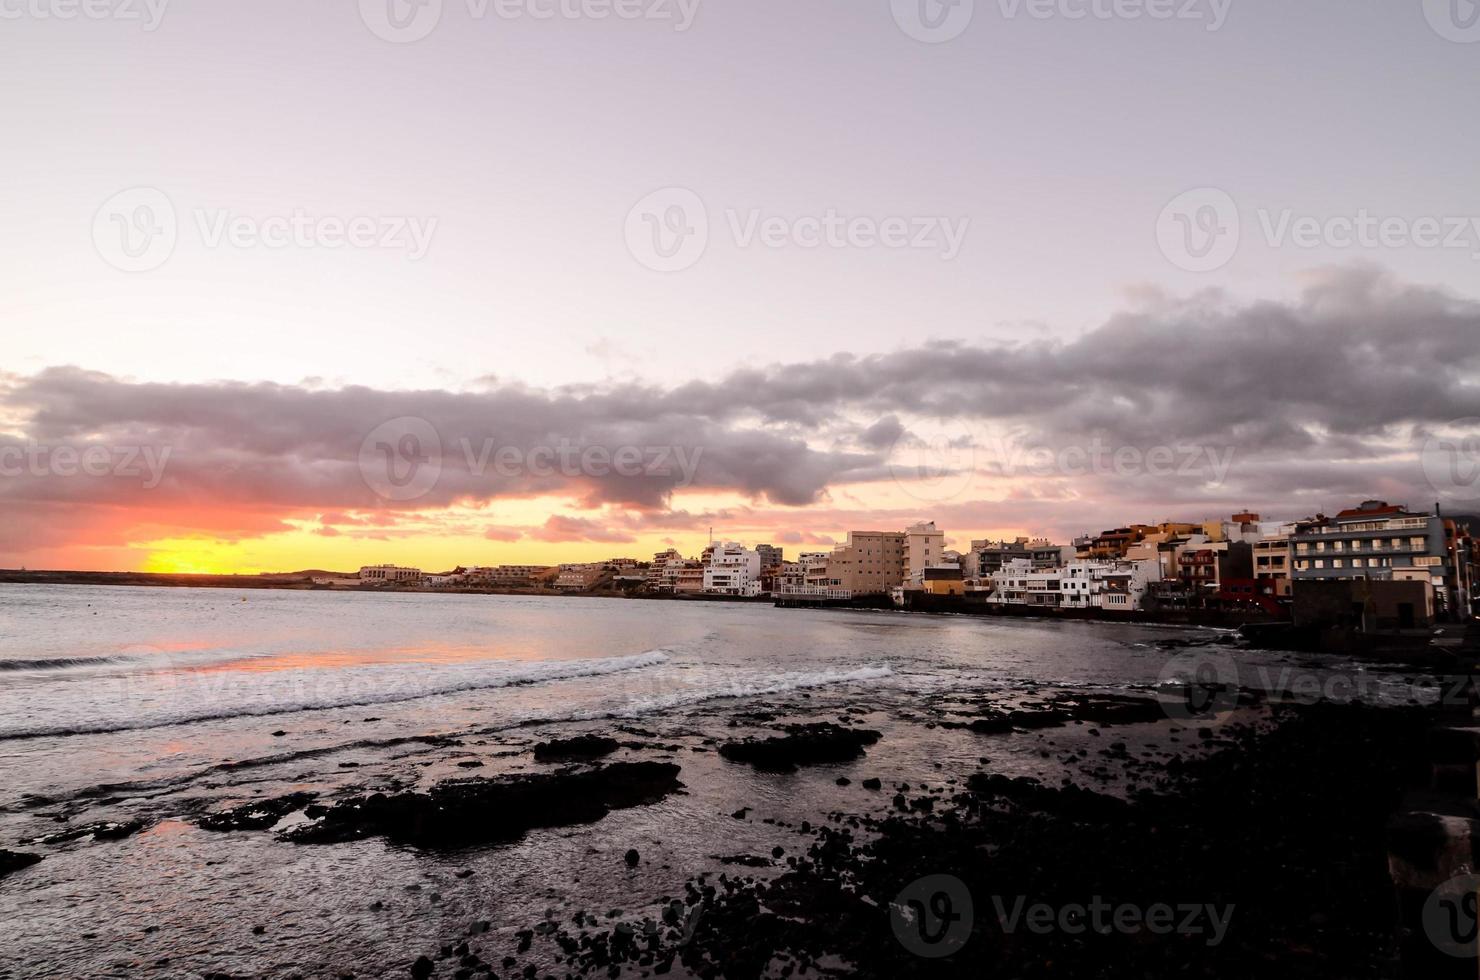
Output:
[
  {"xmin": 1332, "ymin": 559, "xmax": 1345, "ymax": 568},
  {"xmin": 1314, "ymin": 559, "xmax": 1326, "ymax": 569}
]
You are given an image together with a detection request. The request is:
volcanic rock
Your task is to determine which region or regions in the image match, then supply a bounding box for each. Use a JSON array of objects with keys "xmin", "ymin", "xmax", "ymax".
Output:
[
  {"xmin": 283, "ymin": 762, "xmax": 682, "ymax": 847},
  {"xmin": 533, "ymin": 734, "xmax": 620, "ymax": 761},
  {"xmin": 199, "ymin": 792, "xmax": 318, "ymax": 832},
  {"xmin": 0, "ymin": 849, "xmax": 42, "ymax": 878},
  {"xmin": 718, "ymin": 723, "xmax": 881, "ymax": 773}
]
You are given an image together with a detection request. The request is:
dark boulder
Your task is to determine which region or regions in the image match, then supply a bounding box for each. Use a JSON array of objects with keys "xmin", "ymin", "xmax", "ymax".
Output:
[
  {"xmin": 718, "ymin": 724, "xmax": 881, "ymax": 773},
  {"xmin": 284, "ymin": 762, "xmax": 682, "ymax": 847},
  {"xmin": 0, "ymin": 849, "xmax": 42, "ymax": 879},
  {"xmin": 533, "ymin": 734, "xmax": 620, "ymax": 762}
]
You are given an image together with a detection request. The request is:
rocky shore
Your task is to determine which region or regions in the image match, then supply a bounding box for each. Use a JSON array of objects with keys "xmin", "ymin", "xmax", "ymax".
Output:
[
  {"xmin": 403, "ymin": 698, "xmax": 1432, "ymax": 979},
  {"xmin": 1, "ymin": 632, "xmax": 1450, "ymax": 979}
]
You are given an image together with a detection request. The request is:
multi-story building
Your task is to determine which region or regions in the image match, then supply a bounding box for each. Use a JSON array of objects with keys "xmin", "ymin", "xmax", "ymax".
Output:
[
  {"xmin": 1141, "ymin": 535, "xmax": 1253, "ymax": 608},
  {"xmin": 555, "ymin": 563, "xmax": 614, "ymax": 591},
  {"xmin": 1251, "ymin": 524, "xmax": 1297, "ymax": 597},
  {"xmin": 467, "ymin": 565, "xmax": 553, "ymax": 589},
  {"xmin": 808, "ymin": 531, "xmax": 907, "ymax": 596},
  {"xmin": 762, "ymin": 560, "xmax": 805, "ymax": 596},
  {"xmin": 986, "ymin": 557, "xmax": 1159, "ymax": 612},
  {"xmin": 1079, "ymin": 523, "xmax": 1203, "ymax": 561},
  {"xmin": 972, "ymin": 537, "xmax": 1033, "ymax": 574},
  {"xmin": 1290, "ymin": 500, "xmax": 1465, "ymax": 618},
  {"xmin": 904, "ymin": 521, "xmax": 947, "ymax": 586},
  {"xmin": 673, "ymin": 562, "xmax": 706, "ymax": 594},
  {"xmin": 703, "ymin": 542, "xmax": 763, "ymax": 596},
  {"xmin": 754, "ymin": 544, "xmax": 783, "ymax": 571},
  {"xmin": 645, "ymin": 549, "xmax": 687, "ymax": 592},
  {"xmin": 970, "ymin": 537, "xmax": 1071, "ymax": 575},
  {"xmin": 358, "ymin": 564, "xmax": 422, "ymax": 584},
  {"xmin": 987, "ymin": 558, "xmax": 1065, "ymax": 608}
]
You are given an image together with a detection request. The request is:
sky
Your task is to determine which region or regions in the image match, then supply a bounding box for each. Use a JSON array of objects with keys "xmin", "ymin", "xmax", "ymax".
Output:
[{"xmin": 3, "ymin": 0, "xmax": 1480, "ymax": 572}]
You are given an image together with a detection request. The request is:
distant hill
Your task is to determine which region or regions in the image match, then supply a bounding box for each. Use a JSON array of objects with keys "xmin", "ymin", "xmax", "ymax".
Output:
[{"xmin": 257, "ymin": 570, "xmax": 354, "ymax": 580}]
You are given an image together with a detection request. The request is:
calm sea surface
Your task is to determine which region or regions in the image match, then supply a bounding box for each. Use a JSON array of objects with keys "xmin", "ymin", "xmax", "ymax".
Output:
[{"xmin": 0, "ymin": 585, "xmax": 1407, "ymax": 978}]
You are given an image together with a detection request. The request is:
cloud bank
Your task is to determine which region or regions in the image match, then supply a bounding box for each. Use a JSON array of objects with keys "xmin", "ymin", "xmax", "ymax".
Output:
[{"xmin": 2, "ymin": 266, "xmax": 1477, "ymax": 560}]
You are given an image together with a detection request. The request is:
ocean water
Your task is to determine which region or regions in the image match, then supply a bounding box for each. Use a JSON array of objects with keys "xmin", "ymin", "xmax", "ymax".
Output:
[{"xmin": 0, "ymin": 585, "xmax": 1415, "ymax": 979}]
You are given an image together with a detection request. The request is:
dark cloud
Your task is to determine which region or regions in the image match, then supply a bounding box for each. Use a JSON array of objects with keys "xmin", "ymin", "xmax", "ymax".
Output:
[
  {"xmin": 2, "ymin": 267, "xmax": 1477, "ymax": 557},
  {"xmin": 857, "ymin": 415, "xmax": 908, "ymax": 450}
]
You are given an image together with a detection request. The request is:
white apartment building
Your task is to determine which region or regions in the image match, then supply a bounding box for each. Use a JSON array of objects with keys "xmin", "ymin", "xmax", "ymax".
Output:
[
  {"xmin": 703, "ymin": 542, "xmax": 763, "ymax": 596},
  {"xmin": 987, "ymin": 558, "xmax": 1159, "ymax": 611}
]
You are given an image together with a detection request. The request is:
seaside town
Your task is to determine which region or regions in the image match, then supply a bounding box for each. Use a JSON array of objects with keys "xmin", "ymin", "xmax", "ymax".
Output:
[{"xmin": 339, "ymin": 499, "xmax": 1480, "ymax": 630}]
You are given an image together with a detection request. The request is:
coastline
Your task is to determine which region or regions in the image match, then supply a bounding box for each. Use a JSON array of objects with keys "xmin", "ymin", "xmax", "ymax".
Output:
[
  {"xmin": 1, "ymin": 587, "xmax": 1472, "ymax": 977},
  {"xmin": 4, "ymin": 667, "xmax": 1451, "ymax": 977}
]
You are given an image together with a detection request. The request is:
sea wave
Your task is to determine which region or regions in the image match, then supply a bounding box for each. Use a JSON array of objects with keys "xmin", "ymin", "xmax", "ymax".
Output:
[
  {"xmin": 0, "ymin": 650, "xmax": 672, "ymax": 741},
  {"xmin": 0, "ymin": 655, "xmax": 135, "ymax": 672},
  {"xmin": 3, "ymin": 661, "xmax": 901, "ymax": 810}
]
